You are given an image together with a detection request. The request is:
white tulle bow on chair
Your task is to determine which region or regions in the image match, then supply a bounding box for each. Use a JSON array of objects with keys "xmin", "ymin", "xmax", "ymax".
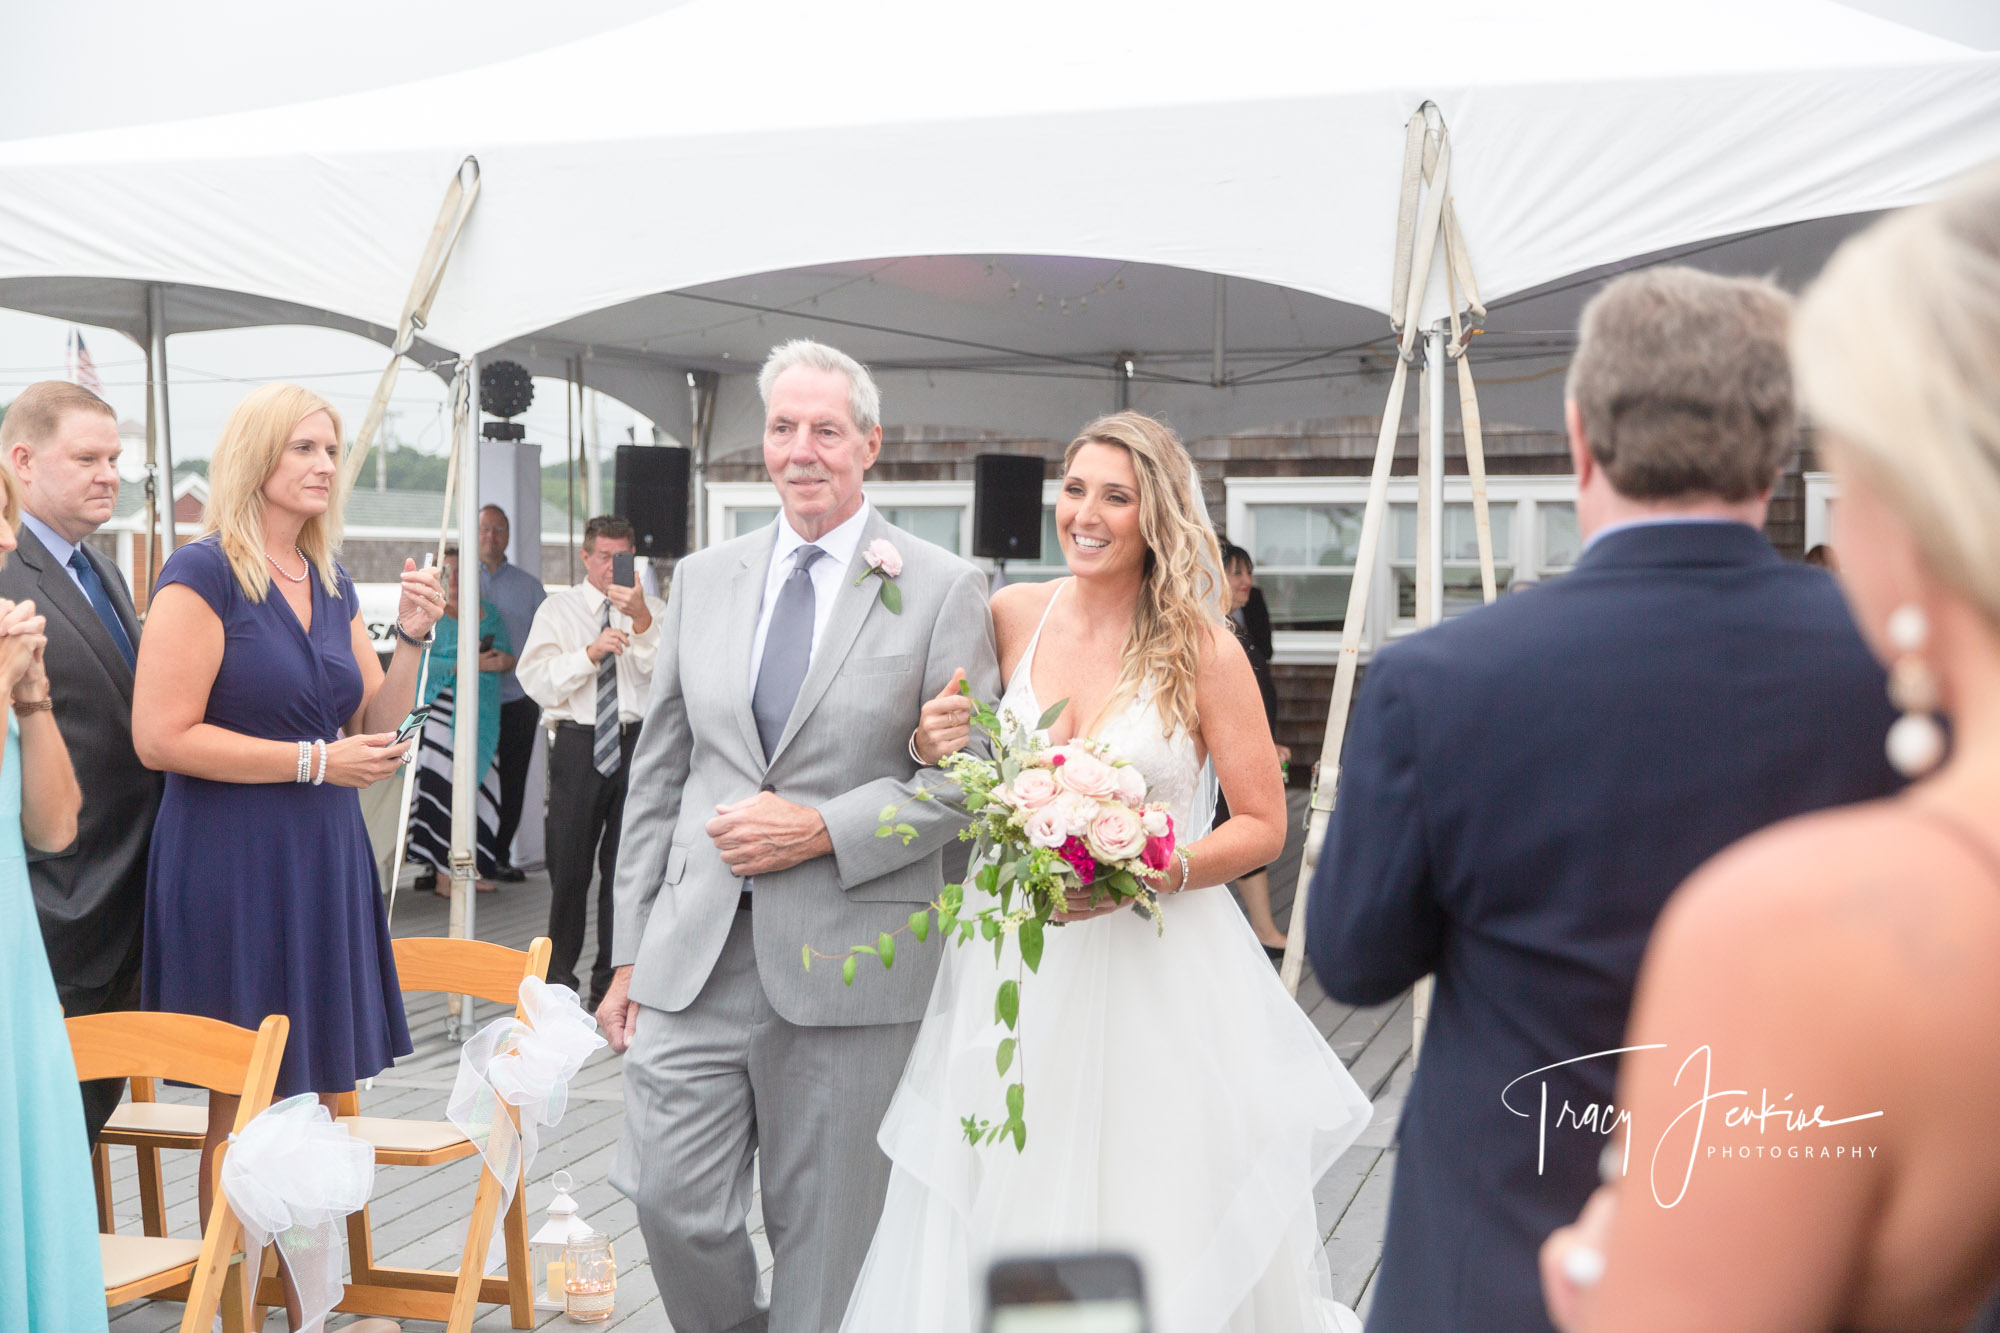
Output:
[
  {"xmin": 446, "ymin": 977, "xmax": 607, "ymax": 1269},
  {"xmin": 220, "ymin": 1093, "xmax": 377, "ymax": 1333}
]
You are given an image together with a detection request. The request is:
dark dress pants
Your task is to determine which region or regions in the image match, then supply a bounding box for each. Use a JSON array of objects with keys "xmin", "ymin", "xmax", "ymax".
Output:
[
  {"xmin": 56, "ymin": 934, "xmax": 145, "ymax": 1145},
  {"xmin": 545, "ymin": 721, "xmax": 637, "ymax": 1008},
  {"xmin": 493, "ymin": 696, "xmax": 542, "ymax": 863}
]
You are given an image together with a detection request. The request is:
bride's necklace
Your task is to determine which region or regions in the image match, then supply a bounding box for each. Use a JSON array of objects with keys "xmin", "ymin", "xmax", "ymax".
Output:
[{"xmin": 265, "ymin": 546, "xmax": 309, "ymax": 583}]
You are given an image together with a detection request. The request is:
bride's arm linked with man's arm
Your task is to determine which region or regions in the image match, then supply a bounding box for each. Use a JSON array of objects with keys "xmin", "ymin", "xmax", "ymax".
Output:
[{"xmin": 597, "ymin": 542, "xmax": 1000, "ymax": 1051}]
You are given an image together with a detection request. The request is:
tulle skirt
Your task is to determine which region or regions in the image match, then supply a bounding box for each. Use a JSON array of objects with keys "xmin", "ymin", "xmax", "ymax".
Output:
[{"xmin": 841, "ymin": 883, "xmax": 1370, "ymax": 1333}]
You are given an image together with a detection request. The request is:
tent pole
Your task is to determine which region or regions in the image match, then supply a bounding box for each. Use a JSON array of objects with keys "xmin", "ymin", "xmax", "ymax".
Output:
[
  {"xmin": 448, "ymin": 355, "xmax": 483, "ymax": 1035},
  {"xmin": 1423, "ymin": 323, "xmax": 1446, "ymax": 622},
  {"xmin": 690, "ymin": 370, "xmax": 716, "ymax": 551},
  {"xmin": 146, "ymin": 284, "xmax": 177, "ymax": 560},
  {"xmin": 586, "ymin": 380, "xmax": 603, "ymax": 518},
  {"xmin": 567, "ymin": 357, "xmax": 578, "ymax": 582},
  {"xmin": 1210, "ymin": 276, "xmax": 1227, "ymax": 387},
  {"xmin": 140, "ymin": 337, "xmax": 160, "ymax": 601}
]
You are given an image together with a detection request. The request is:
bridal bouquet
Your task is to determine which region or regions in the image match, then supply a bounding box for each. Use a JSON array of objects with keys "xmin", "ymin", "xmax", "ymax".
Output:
[{"xmin": 805, "ymin": 686, "xmax": 1176, "ymax": 1152}]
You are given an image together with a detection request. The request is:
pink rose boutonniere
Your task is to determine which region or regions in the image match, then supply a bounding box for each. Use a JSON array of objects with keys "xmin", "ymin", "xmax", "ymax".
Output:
[{"xmin": 856, "ymin": 538, "xmax": 904, "ymax": 613}]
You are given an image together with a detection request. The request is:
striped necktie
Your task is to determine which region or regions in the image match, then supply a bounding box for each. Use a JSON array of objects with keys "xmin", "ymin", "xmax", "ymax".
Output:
[{"xmin": 594, "ymin": 600, "xmax": 621, "ymax": 777}]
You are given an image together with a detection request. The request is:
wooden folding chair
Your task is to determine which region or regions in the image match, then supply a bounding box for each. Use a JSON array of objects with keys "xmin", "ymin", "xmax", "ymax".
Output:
[
  {"xmin": 71, "ymin": 1010, "xmax": 289, "ymax": 1332},
  {"xmin": 270, "ymin": 935, "xmax": 550, "ymax": 1332},
  {"xmin": 96, "ymin": 1069, "xmax": 202, "ymax": 1237}
]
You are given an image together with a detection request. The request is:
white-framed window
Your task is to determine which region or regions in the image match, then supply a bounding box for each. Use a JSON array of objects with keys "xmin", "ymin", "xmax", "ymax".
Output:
[
  {"xmin": 1225, "ymin": 475, "xmax": 1581, "ymax": 663},
  {"xmin": 1804, "ymin": 471, "xmax": 1837, "ymax": 552},
  {"xmin": 706, "ymin": 481, "xmax": 975, "ymax": 557}
]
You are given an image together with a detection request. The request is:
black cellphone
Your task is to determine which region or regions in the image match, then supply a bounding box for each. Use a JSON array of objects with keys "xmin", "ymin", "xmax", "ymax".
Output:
[
  {"xmin": 479, "ymin": 633, "xmax": 495, "ymax": 652},
  {"xmin": 393, "ymin": 705, "xmax": 431, "ymax": 747},
  {"xmin": 984, "ymin": 1253, "xmax": 1149, "ymax": 1333},
  {"xmin": 612, "ymin": 552, "xmax": 636, "ymax": 587}
]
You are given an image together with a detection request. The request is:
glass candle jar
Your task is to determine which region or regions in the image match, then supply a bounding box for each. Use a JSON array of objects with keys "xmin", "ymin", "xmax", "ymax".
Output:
[{"xmin": 563, "ymin": 1229, "xmax": 616, "ymax": 1323}]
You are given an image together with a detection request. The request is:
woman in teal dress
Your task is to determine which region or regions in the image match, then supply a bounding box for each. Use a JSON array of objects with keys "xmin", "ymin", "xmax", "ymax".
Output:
[
  {"xmin": 0, "ymin": 473, "xmax": 98, "ymax": 1329},
  {"xmin": 407, "ymin": 544, "xmax": 514, "ymax": 893}
]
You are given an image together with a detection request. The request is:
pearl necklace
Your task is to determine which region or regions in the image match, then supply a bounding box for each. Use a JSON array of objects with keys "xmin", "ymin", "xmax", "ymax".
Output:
[{"xmin": 265, "ymin": 547, "xmax": 309, "ymax": 583}]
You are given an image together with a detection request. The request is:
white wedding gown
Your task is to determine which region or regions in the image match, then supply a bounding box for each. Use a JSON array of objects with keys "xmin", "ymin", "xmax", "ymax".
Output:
[{"xmin": 841, "ymin": 586, "xmax": 1371, "ymax": 1333}]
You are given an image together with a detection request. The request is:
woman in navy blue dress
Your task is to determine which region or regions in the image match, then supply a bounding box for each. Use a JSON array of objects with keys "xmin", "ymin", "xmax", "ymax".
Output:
[{"xmin": 133, "ymin": 383, "xmax": 446, "ymax": 1235}]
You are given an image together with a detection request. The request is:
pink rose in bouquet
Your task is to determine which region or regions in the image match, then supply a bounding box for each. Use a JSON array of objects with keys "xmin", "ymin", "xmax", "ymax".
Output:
[
  {"xmin": 1086, "ymin": 805, "xmax": 1148, "ymax": 863},
  {"xmin": 1053, "ymin": 748, "xmax": 1119, "ymax": 800},
  {"xmin": 1113, "ymin": 763, "xmax": 1148, "ymax": 806},
  {"xmin": 1006, "ymin": 766, "xmax": 1061, "ymax": 810},
  {"xmin": 1022, "ymin": 805, "xmax": 1070, "ymax": 850}
]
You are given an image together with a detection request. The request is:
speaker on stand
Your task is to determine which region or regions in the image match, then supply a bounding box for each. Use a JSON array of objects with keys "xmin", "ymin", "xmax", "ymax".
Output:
[
  {"xmin": 972, "ymin": 454, "xmax": 1045, "ymax": 587},
  {"xmin": 613, "ymin": 445, "xmax": 691, "ymax": 560}
]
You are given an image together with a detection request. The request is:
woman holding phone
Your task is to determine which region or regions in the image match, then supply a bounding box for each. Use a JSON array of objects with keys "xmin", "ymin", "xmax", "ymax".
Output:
[
  {"xmin": 132, "ymin": 384, "xmax": 445, "ymax": 1242},
  {"xmin": 407, "ymin": 543, "xmax": 514, "ymax": 894}
]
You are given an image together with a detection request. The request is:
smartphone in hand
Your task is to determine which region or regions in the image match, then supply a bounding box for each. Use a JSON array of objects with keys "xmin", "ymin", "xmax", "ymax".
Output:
[
  {"xmin": 393, "ymin": 706, "xmax": 431, "ymax": 747},
  {"xmin": 985, "ymin": 1253, "xmax": 1149, "ymax": 1333},
  {"xmin": 612, "ymin": 552, "xmax": 636, "ymax": 587},
  {"xmin": 479, "ymin": 633, "xmax": 495, "ymax": 653}
]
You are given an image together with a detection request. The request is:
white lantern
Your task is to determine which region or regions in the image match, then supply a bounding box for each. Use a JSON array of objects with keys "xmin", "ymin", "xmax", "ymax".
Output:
[{"xmin": 528, "ymin": 1170, "xmax": 598, "ymax": 1311}]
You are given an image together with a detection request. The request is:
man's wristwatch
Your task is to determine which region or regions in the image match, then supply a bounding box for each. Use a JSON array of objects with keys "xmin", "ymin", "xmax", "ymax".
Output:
[{"xmin": 393, "ymin": 619, "xmax": 435, "ymax": 648}]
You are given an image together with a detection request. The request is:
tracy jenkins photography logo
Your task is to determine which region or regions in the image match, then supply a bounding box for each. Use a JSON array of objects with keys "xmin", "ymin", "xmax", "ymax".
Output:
[{"xmin": 1502, "ymin": 1044, "xmax": 1884, "ymax": 1207}]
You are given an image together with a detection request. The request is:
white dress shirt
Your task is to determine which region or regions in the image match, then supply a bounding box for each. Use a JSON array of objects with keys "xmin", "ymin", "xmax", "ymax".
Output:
[
  {"xmin": 516, "ymin": 580, "xmax": 668, "ymax": 725},
  {"xmin": 747, "ymin": 500, "xmax": 873, "ymax": 696}
]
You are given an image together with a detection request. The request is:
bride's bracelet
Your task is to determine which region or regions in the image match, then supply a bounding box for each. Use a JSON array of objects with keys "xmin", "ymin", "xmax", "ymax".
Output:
[{"xmin": 1171, "ymin": 847, "xmax": 1192, "ymax": 893}]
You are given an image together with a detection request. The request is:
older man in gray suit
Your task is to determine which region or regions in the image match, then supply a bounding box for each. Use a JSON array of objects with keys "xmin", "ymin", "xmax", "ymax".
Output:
[{"xmin": 601, "ymin": 339, "xmax": 1000, "ymax": 1333}]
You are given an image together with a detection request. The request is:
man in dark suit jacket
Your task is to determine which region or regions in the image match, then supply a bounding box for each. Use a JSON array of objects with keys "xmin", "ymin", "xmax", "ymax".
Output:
[
  {"xmin": 1306, "ymin": 269, "xmax": 1902, "ymax": 1333},
  {"xmin": 0, "ymin": 381, "xmax": 163, "ymax": 1142}
]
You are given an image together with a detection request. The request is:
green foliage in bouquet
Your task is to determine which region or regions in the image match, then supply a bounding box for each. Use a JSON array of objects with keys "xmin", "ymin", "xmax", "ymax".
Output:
[{"xmin": 804, "ymin": 680, "xmax": 1171, "ymax": 1153}]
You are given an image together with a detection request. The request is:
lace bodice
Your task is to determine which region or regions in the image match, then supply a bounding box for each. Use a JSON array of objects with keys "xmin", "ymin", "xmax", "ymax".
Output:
[{"xmin": 998, "ymin": 580, "xmax": 1215, "ymax": 842}]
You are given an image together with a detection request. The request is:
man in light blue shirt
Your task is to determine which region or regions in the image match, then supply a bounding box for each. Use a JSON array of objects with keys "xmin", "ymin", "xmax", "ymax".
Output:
[
  {"xmin": 478, "ymin": 503, "xmax": 547, "ymax": 880},
  {"xmin": 0, "ymin": 381, "xmax": 162, "ymax": 1144}
]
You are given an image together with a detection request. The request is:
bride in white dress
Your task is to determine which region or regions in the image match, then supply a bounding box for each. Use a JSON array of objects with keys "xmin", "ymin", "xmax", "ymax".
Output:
[{"xmin": 841, "ymin": 412, "xmax": 1371, "ymax": 1333}]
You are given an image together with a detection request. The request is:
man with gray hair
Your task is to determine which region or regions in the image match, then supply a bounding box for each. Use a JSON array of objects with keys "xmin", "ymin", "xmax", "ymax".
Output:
[
  {"xmin": 1305, "ymin": 268, "xmax": 1902, "ymax": 1332},
  {"xmin": 603, "ymin": 339, "xmax": 1000, "ymax": 1331}
]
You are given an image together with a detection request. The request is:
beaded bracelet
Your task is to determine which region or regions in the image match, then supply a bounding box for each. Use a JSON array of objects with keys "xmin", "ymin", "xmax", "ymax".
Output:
[
  {"xmin": 295, "ymin": 740, "xmax": 312, "ymax": 783},
  {"xmin": 311, "ymin": 739, "xmax": 328, "ymax": 785}
]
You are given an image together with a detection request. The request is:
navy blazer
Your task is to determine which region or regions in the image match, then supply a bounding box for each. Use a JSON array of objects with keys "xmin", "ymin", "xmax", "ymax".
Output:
[{"xmin": 1306, "ymin": 521, "xmax": 1900, "ymax": 1333}]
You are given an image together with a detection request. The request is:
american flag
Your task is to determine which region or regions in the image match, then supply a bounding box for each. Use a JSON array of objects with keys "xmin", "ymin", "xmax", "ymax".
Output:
[{"xmin": 67, "ymin": 326, "xmax": 103, "ymax": 398}]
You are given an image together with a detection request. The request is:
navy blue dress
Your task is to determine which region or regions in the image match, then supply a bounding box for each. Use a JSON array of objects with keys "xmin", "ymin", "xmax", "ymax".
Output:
[{"xmin": 142, "ymin": 535, "xmax": 411, "ymax": 1097}]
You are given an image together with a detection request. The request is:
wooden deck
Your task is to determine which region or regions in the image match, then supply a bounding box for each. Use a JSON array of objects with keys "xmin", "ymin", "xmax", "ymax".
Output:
[{"xmin": 105, "ymin": 790, "xmax": 1409, "ymax": 1329}]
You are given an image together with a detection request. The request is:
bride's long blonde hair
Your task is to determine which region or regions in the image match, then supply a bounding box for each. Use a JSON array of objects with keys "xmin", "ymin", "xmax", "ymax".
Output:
[{"xmin": 1064, "ymin": 412, "xmax": 1227, "ymax": 738}]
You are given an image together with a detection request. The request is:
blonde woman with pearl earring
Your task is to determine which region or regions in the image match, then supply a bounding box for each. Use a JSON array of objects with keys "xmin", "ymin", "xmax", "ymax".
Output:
[{"xmin": 1542, "ymin": 164, "xmax": 2000, "ymax": 1333}]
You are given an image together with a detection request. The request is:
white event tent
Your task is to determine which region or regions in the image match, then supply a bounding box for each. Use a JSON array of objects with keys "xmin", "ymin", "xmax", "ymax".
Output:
[
  {"xmin": 2, "ymin": 0, "xmax": 1996, "ymax": 972},
  {"xmin": 3, "ymin": 0, "xmax": 1997, "ymax": 445}
]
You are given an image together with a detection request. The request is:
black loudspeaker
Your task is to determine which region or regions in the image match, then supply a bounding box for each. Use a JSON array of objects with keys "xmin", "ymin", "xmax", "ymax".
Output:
[
  {"xmin": 972, "ymin": 454, "xmax": 1045, "ymax": 561},
  {"xmin": 613, "ymin": 445, "xmax": 690, "ymax": 558}
]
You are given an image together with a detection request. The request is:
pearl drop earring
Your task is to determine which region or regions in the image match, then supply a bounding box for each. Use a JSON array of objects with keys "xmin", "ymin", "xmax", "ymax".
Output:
[{"xmin": 1884, "ymin": 603, "xmax": 1946, "ymax": 778}]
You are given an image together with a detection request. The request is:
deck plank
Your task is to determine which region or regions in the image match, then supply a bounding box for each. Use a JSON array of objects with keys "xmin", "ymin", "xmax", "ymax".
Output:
[{"xmin": 106, "ymin": 842, "xmax": 1407, "ymax": 1331}]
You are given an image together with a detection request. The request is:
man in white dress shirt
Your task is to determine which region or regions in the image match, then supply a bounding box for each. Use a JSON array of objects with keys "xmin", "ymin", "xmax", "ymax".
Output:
[{"xmin": 516, "ymin": 514, "xmax": 666, "ymax": 1008}]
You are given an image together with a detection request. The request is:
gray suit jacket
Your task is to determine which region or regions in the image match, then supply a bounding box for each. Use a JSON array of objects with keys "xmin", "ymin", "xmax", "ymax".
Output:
[
  {"xmin": 613, "ymin": 508, "xmax": 1001, "ymax": 1027},
  {"xmin": 0, "ymin": 523, "xmax": 163, "ymax": 990}
]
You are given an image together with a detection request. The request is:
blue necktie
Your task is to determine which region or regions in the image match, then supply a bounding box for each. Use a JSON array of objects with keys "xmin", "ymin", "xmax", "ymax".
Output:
[
  {"xmin": 751, "ymin": 545, "xmax": 825, "ymax": 760},
  {"xmin": 68, "ymin": 549, "xmax": 136, "ymax": 671}
]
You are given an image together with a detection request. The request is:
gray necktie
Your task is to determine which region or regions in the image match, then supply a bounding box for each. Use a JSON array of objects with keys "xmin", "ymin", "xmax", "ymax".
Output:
[
  {"xmin": 594, "ymin": 600, "xmax": 621, "ymax": 777},
  {"xmin": 752, "ymin": 545, "xmax": 826, "ymax": 760}
]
